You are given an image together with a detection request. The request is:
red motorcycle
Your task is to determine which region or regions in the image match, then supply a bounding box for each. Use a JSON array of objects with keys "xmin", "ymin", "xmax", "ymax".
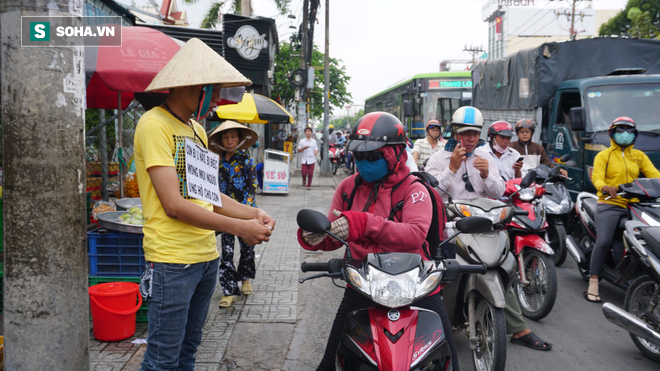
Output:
[
  {"xmin": 297, "ymin": 209, "xmax": 489, "ymax": 370},
  {"xmin": 329, "ymin": 144, "xmax": 346, "ymax": 175},
  {"xmin": 503, "ymin": 169, "xmax": 559, "ymax": 320}
]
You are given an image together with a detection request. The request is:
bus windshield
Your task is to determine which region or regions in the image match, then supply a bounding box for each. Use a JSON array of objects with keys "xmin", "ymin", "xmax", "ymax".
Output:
[{"xmin": 586, "ymin": 83, "xmax": 660, "ymax": 132}]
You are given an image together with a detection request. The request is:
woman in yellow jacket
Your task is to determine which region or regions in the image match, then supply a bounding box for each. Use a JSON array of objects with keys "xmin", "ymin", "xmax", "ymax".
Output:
[{"xmin": 586, "ymin": 117, "xmax": 660, "ymax": 303}]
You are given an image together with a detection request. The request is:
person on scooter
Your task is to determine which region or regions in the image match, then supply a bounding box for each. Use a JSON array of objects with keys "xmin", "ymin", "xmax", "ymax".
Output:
[
  {"xmin": 297, "ymin": 111, "xmax": 459, "ymax": 370},
  {"xmin": 427, "ymin": 106, "xmax": 552, "ymax": 351},
  {"xmin": 412, "ymin": 119, "xmax": 446, "ymax": 169},
  {"xmin": 510, "ymin": 119, "xmax": 568, "ymax": 177},
  {"xmin": 425, "ymin": 106, "xmax": 505, "ymax": 202},
  {"xmin": 585, "ymin": 116, "xmax": 660, "ymax": 303},
  {"xmin": 484, "ymin": 120, "xmax": 523, "ymax": 180}
]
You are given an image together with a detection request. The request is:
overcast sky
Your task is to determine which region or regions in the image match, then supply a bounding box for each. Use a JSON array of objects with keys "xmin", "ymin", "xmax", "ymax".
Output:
[{"xmin": 128, "ymin": 0, "xmax": 629, "ymax": 117}]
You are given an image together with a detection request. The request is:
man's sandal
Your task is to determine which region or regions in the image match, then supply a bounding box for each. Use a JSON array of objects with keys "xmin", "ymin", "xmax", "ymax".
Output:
[
  {"xmin": 219, "ymin": 295, "xmax": 236, "ymax": 308},
  {"xmin": 583, "ymin": 291, "xmax": 602, "ymax": 303},
  {"xmin": 511, "ymin": 332, "xmax": 552, "ymax": 351}
]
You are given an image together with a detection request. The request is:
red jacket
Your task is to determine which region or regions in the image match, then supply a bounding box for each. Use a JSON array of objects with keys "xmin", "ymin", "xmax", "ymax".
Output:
[{"xmin": 297, "ymin": 146, "xmax": 433, "ymax": 261}]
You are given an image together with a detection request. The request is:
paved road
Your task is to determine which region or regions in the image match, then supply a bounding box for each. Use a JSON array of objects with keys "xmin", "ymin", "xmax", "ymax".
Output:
[
  {"xmin": 222, "ymin": 169, "xmax": 660, "ymax": 370},
  {"xmin": 90, "ymin": 165, "xmax": 659, "ymax": 370}
]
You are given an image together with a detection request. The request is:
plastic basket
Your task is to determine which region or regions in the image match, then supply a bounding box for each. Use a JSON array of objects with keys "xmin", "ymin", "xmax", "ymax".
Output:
[
  {"xmin": 88, "ymin": 276, "xmax": 147, "ymax": 322},
  {"xmin": 88, "ymin": 229, "xmax": 145, "ymax": 277}
]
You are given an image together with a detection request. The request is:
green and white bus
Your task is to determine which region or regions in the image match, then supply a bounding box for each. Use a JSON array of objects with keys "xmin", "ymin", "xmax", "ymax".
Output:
[{"xmin": 365, "ymin": 71, "xmax": 472, "ymax": 140}]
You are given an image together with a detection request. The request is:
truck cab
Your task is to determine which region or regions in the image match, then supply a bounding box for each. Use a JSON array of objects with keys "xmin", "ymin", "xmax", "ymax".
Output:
[{"xmin": 544, "ymin": 74, "xmax": 660, "ymax": 198}]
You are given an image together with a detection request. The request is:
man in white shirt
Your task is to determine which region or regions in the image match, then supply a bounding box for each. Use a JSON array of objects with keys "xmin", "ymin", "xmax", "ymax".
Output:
[
  {"xmin": 425, "ymin": 108, "xmax": 504, "ymax": 202},
  {"xmin": 412, "ymin": 120, "xmax": 446, "ymax": 169},
  {"xmin": 297, "ymin": 127, "xmax": 319, "ymax": 190},
  {"xmin": 483, "ymin": 121, "xmax": 523, "ymax": 181},
  {"xmin": 426, "ymin": 106, "xmax": 553, "ymax": 352}
]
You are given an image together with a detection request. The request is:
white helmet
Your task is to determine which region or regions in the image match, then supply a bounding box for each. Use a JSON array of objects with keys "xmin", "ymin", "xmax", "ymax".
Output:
[{"xmin": 451, "ymin": 106, "xmax": 484, "ymax": 133}]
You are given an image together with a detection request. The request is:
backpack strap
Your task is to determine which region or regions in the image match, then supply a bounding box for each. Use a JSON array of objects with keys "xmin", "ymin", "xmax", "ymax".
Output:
[
  {"xmin": 388, "ymin": 175, "xmax": 416, "ymax": 221},
  {"xmin": 341, "ymin": 174, "xmax": 363, "ymax": 211}
]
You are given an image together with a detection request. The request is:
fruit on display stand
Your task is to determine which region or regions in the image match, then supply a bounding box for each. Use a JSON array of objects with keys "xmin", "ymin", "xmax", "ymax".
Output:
[{"xmin": 119, "ymin": 206, "xmax": 144, "ymax": 225}]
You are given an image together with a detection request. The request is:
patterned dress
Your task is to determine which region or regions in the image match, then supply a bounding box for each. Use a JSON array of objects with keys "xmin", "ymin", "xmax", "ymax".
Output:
[{"xmin": 217, "ymin": 150, "xmax": 258, "ymax": 296}]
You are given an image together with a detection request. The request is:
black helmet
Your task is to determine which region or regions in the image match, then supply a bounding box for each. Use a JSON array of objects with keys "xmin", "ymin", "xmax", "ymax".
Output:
[
  {"xmin": 348, "ymin": 112, "xmax": 407, "ymax": 152},
  {"xmin": 515, "ymin": 119, "xmax": 536, "ymax": 133}
]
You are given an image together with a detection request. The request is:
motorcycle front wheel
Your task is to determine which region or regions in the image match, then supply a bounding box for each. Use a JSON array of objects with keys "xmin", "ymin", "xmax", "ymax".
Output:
[
  {"xmin": 624, "ymin": 275, "xmax": 660, "ymax": 363},
  {"xmin": 332, "ymin": 161, "xmax": 339, "ymax": 175},
  {"xmin": 515, "ymin": 249, "xmax": 558, "ymax": 320},
  {"xmin": 545, "ymin": 221, "xmax": 567, "ymax": 266},
  {"xmin": 472, "ymin": 298, "xmax": 507, "ymax": 371}
]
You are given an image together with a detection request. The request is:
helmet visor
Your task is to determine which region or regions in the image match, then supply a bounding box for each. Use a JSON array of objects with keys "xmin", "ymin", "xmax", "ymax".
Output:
[{"xmin": 348, "ymin": 139, "xmax": 387, "ymax": 152}]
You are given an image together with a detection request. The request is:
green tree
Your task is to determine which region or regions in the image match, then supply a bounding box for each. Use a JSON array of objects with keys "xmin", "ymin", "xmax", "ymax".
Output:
[
  {"xmin": 272, "ymin": 41, "xmax": 352, "ymax": 119},
  {"xmin": 599, "ymin": 0, "xmax": 660, "ymax": 38},
  {"xmin": 178, "ymin": 0, "xmax": 291, "ymax": 29},
  {"xmin": 330, "ymin": 108, "xmax": 364, "ymax": 131}
]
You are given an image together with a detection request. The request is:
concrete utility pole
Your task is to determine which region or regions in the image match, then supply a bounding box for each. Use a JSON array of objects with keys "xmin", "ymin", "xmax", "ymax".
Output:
[
  {"xmin": 241, "ymin": 0, "xmax": 251, "ymax": 17},
  {"xmin": 320, "ymin": 0, "xmax": 331, "ymax": 174},
  {"xmin": 463, "ymin": 45, "xmax": 484, "ymax": 66},
  {"xmin": 570, "ymin": 0, "xmax": 577, "ymax": 40},
  {"xmin": 1, "ymin": 1, "xmax": 90, "ymax": 369}
]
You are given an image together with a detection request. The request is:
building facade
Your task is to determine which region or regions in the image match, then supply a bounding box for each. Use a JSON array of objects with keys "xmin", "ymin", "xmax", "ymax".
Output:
[{"xmin": 482, "ymin": 0, "xmax": 619, "ymax": 59}]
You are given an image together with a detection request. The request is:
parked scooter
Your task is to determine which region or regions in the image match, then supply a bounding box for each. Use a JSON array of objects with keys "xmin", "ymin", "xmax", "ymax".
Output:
[
  {"xmin": 566, "ymin": 178, "xmax": 660, "ymax": 287},
  {"xmin": 329, "ymin": 144, "xmax": 346, "ymax": 175},
  {"xmin": 297, "ymin": 209, "xmax": 489, "ymax": 370},
  {"xmin": 502, "ymin": 169, "xmax": 558, "ymax": 320},
  {"xmin": 442, "ymin": 189, "xmax": 525, "ymax": 371},
  {"xmin": 603, "ymin": 220, "xmax": 660, "ymax": 363},
  {"xmin": 535, "ymin": 156, "xmax": 574, "ymax": 266}
]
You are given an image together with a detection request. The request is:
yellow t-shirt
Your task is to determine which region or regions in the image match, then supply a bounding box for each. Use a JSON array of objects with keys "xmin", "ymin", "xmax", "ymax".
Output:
[{"xmin": 134, "ymin": 107, "xmax": 219, "ymax": 263}]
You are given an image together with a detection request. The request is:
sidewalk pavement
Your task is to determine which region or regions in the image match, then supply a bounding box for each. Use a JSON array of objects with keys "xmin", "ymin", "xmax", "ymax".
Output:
[{"xmin": 90, "ymin": 159, "xmax": 344, "ymax": 370}]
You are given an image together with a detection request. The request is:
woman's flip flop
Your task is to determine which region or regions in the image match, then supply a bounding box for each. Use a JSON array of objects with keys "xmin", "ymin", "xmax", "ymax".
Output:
[{"xmin": 583, "ymin": 291, "xmax": 602, "ymax": 303}]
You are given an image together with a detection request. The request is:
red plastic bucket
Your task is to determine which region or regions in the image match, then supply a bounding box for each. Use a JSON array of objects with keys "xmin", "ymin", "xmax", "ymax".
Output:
[{"xmin": 89, "ymin": 282, "xmax": 142, "ymax": 341}]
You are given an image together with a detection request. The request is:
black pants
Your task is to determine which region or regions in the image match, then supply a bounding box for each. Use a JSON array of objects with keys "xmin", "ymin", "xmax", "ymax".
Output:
[{"xmin": 317, "ymin": 288, "xmax": 459, "ymax": 370}]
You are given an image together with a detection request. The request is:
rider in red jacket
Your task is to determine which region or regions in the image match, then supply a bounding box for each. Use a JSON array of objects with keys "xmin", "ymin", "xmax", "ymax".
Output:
[{"xmin": 298, "ymin": 112, "xmax": 459, "ymax": 370}]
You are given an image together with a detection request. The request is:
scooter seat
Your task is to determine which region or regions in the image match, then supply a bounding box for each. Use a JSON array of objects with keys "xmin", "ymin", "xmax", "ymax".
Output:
[
  {"xmin": 582, "ymin": 197, "xmax": 598, "ymax": 220},
  {"xmin": 641, "ymin": 227, "xmax": 660, "ymax": 258}
]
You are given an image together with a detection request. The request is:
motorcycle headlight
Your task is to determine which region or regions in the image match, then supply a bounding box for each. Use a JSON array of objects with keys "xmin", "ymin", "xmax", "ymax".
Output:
[
  {"xmin": 456, "ymin": 204, "xmax": 511, "ymax": 224},
  {"xmin": 641, "ymin": 212, "xmax": 660, "ymax": 227},
  {"xmin": 543, "ymin": 197, "xmax": 571, "ymax": 214},
  {"xmin": 518, "ymin": 188, "xmax": 536, "ymax": 201},
  {"xmin": 348, "ymin": 265, "xmax": 422, "ymax": 308}
]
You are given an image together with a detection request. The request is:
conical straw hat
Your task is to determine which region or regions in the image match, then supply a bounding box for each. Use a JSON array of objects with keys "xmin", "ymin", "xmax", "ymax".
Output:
[
  {"xmin": 145, "ymin": 38, "xmax": 251, "ymax": 92},
  {"xmin": 208, "ymin": 121, "xmax": 258, "ymax": 153}
]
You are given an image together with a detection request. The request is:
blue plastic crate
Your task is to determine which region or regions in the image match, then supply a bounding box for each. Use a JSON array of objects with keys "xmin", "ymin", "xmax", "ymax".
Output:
[{"xmin": 88, "ymin": 228, "xmax": 145, "ymax": 276}]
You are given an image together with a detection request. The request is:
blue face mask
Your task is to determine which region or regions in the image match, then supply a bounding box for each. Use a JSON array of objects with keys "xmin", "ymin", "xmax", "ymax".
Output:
[
  {"xmin": 613, "ymin": 131, "xmax": 635, "ymax": 147},
  {"xmin": 356, "ymin": 158, "xmax": 389, "ymax": 183}
]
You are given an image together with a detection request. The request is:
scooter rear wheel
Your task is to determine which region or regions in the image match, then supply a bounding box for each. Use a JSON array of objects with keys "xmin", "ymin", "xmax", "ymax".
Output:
[{"xmin": 624, "ymin": 275, "xmax": 660, "ymax": 363}]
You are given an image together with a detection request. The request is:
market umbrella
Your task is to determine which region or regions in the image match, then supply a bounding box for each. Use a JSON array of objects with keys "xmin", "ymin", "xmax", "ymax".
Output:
[
  {"xmin": 214, "ymin": 92, "xmax": 294, "ymax": 124},
  {"xmin": 85, "ymin": 26, "xmax": 184, "ymax": 109}
]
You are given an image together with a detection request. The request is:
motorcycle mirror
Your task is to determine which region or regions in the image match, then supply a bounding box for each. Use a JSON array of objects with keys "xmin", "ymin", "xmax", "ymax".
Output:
[
  {"xmin": 456, "ymin": 216, "xmax": 493, "ymax": 234},
  {"xmin": 520, "ymin": 170, "xmax": 537, "ymax": 188},
  {"xmin": 560, "ymin": 154, "xmax": 571, "ymax": 162},
  {"xmin": 549, "ymin": 166, "xmax": 561, "ymax": 178},
  {"xmin": 297, "ymin": 209, "xmax": 331, "ymax": 233}
]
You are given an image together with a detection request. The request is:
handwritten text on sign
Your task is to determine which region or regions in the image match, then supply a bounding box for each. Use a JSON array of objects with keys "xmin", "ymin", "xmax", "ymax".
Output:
[{"xmin": 185, "ymin": 138, "xmax": 222, "ymax": 207}]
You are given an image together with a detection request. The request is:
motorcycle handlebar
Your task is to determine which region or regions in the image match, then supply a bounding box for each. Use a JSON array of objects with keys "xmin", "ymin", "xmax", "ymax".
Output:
[
  {"xmin": 301, "ymin": 262, "xmax": 330, "ymax": 272},
  {"xmin": 301, "ymin": 259, "xmax": 343, "ymax": 273},
  {"xmin": 459, "ymin": 264, "xmax": 487, "ymax": 275}
]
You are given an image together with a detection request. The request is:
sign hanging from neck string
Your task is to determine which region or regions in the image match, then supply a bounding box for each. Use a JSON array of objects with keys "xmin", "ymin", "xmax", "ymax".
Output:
[{"xmin": 184, "ymin": 137, "xmax": 222, "ymax": 207}]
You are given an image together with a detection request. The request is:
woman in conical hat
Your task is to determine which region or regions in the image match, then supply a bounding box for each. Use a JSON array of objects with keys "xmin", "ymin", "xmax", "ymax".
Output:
[
  {"xmin": 208, "ymin": 121, "xmax": 259, "ymax": 307},
  {"xmin": 134, "ymin": 38, "xmax": 276, "ymax": 370}
]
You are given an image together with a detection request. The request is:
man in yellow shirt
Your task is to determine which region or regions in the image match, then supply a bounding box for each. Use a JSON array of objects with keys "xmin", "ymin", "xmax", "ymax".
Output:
[
  {"xmin": 135, "ymin": 38, "xmax": 275, "ymax": 370},
  {"xmin": 585, "ymin": 116, "xmax": 660, "ymax": 303}
]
